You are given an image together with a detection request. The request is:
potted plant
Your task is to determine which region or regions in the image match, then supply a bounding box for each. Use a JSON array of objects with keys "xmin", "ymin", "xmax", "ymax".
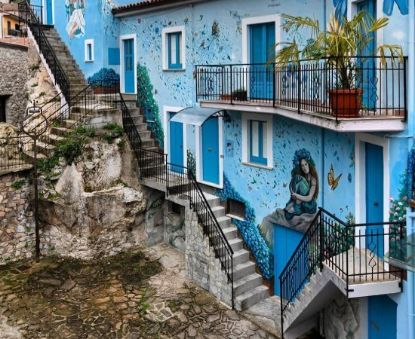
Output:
[
  {"xmin": 276, "ymin": 12, "xmax": 403, "ymax": 117},
  {"xmin": 232, "ymin": 88, "xmax": 248, "ymax": 101}
]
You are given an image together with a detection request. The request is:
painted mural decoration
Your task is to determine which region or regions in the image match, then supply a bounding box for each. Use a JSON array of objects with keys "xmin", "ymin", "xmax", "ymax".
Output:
[
  {"xmin": 65, "ymin": 0, "xmax": 86, "ymax": 38},
  {"xmin": 327, "ymin": 164, "xmax": 342, "ymax": 190},
  {"xmin": 259, "ymin": 149, "xmax": 319, "ymax": 246},
  {"xmin": 333, "ymin": 0, "xmax": 408, "ymax": 20}
]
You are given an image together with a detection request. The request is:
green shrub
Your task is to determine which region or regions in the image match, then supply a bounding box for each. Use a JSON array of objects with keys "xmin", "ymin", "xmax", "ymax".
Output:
[
  {"xmin": 55, "ymin": 136, "xmax": 84, "ymax": 165},
  {"xmin": 11, "ymin": 179, "xmax": 25, "ymax": 190},
  {"xmin": 74, "ymin": 125, "xmax": 96, "ymax": 138},
  {"xmin": 103, "ymin": 123, "xmax": 123, "ymax": 143}
]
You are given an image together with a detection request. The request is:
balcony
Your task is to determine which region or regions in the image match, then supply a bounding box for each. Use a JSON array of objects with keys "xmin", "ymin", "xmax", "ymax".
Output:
[{"xmin": 195, "ymin": 57, "xmax": 407, "ymax": 132}]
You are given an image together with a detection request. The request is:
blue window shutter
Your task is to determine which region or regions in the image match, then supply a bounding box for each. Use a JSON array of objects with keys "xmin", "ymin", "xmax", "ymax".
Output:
[
  {"xmin": 249, "ymin": 120, "xmax": 267, "ymax": 166},
  {"xmin": 167, "ymin": 32, "xmax": 182, "ymax": 69}
]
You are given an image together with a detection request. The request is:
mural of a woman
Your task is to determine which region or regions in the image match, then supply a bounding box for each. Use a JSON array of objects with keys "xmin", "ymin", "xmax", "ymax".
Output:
[{"xmin": 259, "ymin": 149, "xmax": 319, "ymax": 247}]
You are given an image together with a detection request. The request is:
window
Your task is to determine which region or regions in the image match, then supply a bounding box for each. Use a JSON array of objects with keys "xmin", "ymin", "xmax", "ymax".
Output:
[
  {"xmin": 249, "ymin": 120, "xmax": 267, "ymax": 165},
  {"xmin": 168, "ymin": 32, "xmax": 182, "ymax": 69},
  {"xmin": 226, "ymin": 199, "xmax": 246, "ymax": 220},
  {"xmin": 84, "ymin": 39, "xmax": 94, "ymax": 62},
  {"xmin": 242, "ymin": 113, "xmax": 273, "ymax": 168},
  {"xmin": 162, "ymin": 27, "xmax": 185, "ymax": 71}
]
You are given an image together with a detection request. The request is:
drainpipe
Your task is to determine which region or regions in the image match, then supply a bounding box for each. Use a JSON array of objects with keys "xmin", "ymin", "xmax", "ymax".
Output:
[{"xmin": 407, "ymin": 0, "xmax": 415, "ymax": 338}]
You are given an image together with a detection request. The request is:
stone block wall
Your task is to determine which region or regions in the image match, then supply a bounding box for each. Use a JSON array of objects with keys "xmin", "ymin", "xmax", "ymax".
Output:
[
  {"xmin": 0, "ymin": 171, "xmax": 35, "ymax": 264},
  {"xmin": 0, "ymin": 42, "xmax": 29, "ymax": 124},
  {"xmin": 185, "ymin": 208, "xmax": 232, "ymax": 307}
]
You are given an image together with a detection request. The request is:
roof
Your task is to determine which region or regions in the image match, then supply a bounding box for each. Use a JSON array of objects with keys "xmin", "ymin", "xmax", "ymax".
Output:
[
  {"xmin": 112, "ymin": 0, "xmax": 205, "ymax": 16},
  {"xmin": 0, "ymin": 3, "xmax": 18, "ymax": 12}
]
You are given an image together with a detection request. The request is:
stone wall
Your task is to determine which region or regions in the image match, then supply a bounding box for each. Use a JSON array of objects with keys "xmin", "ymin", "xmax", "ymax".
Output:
[
  {"xmin": 0, "ymin": 136, "xmax": 165, "ymax": 263},
  {"xmin": 0, "ymin": 40, "xmax": 57, "ymax": 126},
  {"xmin": 0, "ymin": 42, "xmax": 28, "ymax": 124},
  {"xmin": 0, "ymin": 171, "xmax": 35, "ymax": 265},
  {"xmin": 185, "ymin": 208, "xmax": 233, "ymax": 307},
  {"xmin": 164, "ymin": 202, "xmax": 185, "ymax": 252},
  {"xmin": 320, "ymin": 296, "xmax": 362, "ymax": 339}
]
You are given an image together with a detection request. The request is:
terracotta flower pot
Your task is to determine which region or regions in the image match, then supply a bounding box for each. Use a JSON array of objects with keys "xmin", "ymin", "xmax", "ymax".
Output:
[{"xmin": 329, "ymin": 89, "xmax": 363, "ymax": 118}]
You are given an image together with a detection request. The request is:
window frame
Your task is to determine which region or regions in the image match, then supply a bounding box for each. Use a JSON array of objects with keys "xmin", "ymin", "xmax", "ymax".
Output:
[
  {"xmin": 242, "ymin": 112, "xmax": 273, "ymax": 169},
  {"xmin": 84, "ymin": 39, "xmax": 94, "ymax": 63},
  {"xmin": 162, "ymin": 26, "xmax": 186, "ymax": 71}
]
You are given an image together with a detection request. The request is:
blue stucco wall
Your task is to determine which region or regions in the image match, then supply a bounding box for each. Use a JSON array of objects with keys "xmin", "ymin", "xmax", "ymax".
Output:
[{"xmin": 52, "ymin": 0, "xmax": 118, "ymax": 78}]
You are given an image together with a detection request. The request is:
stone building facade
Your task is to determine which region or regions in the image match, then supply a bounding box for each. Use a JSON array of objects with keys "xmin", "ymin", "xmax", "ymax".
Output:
[
  {"xmin": 0, "ymin": 170, "xmax": 35, "ymax": 264},
  {"xmin": 0, "ymin": 42, "xmax": 28, "ymax": 124}
]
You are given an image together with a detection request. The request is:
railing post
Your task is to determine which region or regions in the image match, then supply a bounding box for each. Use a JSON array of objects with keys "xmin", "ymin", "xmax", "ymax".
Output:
[
  {"xmin": 280, "ymin": 277, "xmax": 284, "ymax": 339},
  {"xmin": 404, "ymin": 57, "xmax": 408, "ymax": 121},
  {"xmin": 319, "ymin": 210, "xmax": 324, "ymax": 271},
  {"xmin": 230, "ymin": 65, "xmax": 233, "ymax": 105},
  {"xmin": 195, "ymin": 66, "xmax": 199, "ymax": 103},
  {"xmin": 273, "ymin": 63, "xmax": 276, "ymax": 108},
  {"xmin": 297, "ymin": 61, "xmax": 301, "ymax": 114}
]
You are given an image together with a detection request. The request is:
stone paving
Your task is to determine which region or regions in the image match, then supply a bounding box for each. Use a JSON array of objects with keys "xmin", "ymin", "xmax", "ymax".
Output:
[{"xmin": 0, "ymin": 244, "xmax": 278, "ymax": 339}]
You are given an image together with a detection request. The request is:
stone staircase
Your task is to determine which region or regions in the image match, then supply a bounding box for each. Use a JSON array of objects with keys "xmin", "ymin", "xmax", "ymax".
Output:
[
  {"xmin": 40, "ymin": 26, "xmax": 88, "ymax": 97},
  {"xmin": 201, "ymin": 192, "xmax": 270, "ymax": 311}
]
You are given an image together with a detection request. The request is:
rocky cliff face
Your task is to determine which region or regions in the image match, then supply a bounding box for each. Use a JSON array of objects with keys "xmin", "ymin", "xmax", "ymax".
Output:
[{"xmin": 38, "ymin": 135, "xmax": 163, "ymax": 259}]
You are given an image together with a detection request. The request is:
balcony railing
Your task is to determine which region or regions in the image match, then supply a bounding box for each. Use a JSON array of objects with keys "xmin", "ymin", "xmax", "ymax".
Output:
[
  {"xmin": 279, "ymin": 208, "xmax": 405, "ymax": 335},
  {"xmin": 196, "ymin": 56, "xmax": 407, "ymax": 121}
]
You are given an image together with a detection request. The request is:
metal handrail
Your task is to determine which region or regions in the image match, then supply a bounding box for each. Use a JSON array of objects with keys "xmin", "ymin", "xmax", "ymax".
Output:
[
  {"xmin": 279, "ymin": 207, "xmax": 405, "ymax": 337},
  {"xmin": 19, "ymin": 1, "xmax": 71, "ymax": 103},
  {"xmin": 120, "ymin": 97, "xmax": 234, "ymax": 308}
]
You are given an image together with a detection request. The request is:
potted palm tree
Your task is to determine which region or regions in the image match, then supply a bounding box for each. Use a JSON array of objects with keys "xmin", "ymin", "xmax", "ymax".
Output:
[{"xmin": 276, "ymin": 12, "xmax": 403, "ymax": 117}]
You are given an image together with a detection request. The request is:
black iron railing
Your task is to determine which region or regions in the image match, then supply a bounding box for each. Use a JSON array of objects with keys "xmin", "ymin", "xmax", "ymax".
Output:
[
  {"xmin": 196, "ymin": 56, "xmax": 407, "ymax": 121},
  {"xmin": 18, "ymin": 1, "xmax": 70, "ymax": 103},
  {"xmin": 0, "ymin": 81, "xmax": 120, "ymax": 172},
  {"xmin": 279, "ymin": 208, "xmax": 405, "ymax": 335},
  {"xmin": 120, "ymin": 101, "xmax": 234, "ymax": 307}
]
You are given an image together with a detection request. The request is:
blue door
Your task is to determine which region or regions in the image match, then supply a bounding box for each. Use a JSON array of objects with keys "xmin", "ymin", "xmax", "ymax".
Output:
[
  {"xmin": 169, "ymin": 112, "xmax": 184, "ymax": 173},
  {"xmin": 46, "ymin": 0, "xmax": 53, "ymax": 25},
  {"xmin": 202, "ymin": 117, "xmax": 219, "ymax": 185},
  {"xmin": 123, "ymin": 39, "xmax": 135, "ymax": 93},
  {"xmin": 274, "ymin": 224, "xmax": 303, "ymax": 296},
  {"xmin": 368, "ymin": 295, "xmax": 397, "ymax": 339},
  {"xmin": 357, "ymin": 0, "xmax": 377, "ymax": 109},
  {"xmin": 365, "ymin": 143, "xmax": 384, "ymax": 257},
  {"xmin": 249, "ymin": 22, "xmax": 275, "ymax": 100}
]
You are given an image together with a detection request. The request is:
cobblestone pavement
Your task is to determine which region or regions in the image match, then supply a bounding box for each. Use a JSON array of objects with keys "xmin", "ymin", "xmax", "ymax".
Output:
[{"xmin": 0, "ymin": 244, "xmax": 278, "ymax": 339}]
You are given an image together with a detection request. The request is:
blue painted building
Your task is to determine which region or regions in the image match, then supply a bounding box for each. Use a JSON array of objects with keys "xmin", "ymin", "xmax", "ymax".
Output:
[{"xmin": 43, "ymin": 0, "xmax": 415, "ymax": 337}]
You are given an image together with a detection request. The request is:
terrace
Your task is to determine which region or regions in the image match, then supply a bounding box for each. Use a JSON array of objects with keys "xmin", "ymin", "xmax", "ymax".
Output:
[{"xmin": 196, "ymin": 56, "xmax": 407, "ymax": 132}]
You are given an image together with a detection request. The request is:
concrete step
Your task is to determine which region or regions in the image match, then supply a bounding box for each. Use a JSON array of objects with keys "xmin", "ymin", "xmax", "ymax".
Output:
[
  {"xmin": 233, "ymin": 273, "xmax": 263, "ymax": 297},
  {"xmin": 23, "ymin": 150, "xmax": 47, "ymax": 162},
  {"xmin": 40, "ymin": 133, "xmax": 64, "ymax": 146},
  {"xmin": 141, "ymin": 138, "xmax": 156, "ymax": 148},
  {"xmin": 216, "ymin": 216, "xmax": 231, "ymax": 229},
  {"xmin": 232, "ymin": 249, "xmax": 250, "ymax": 266},
  {"xmin": 222, "ymin": 225, "xmax": 238, "ymax": 240},
  {"xmin": 62, "ymin": 119, "xmax": 77, "ymax": 129},
  {"xmin": 233, "ymin": 261, "xmax": 256, "ymax": 281},
  {"xmin": 131, "ymin": 115, "xmax": 144, "ymax": 124},
  {"xmin": 210, "ymin": 206, "xmax": 225, "ymax": 218},
  {"xmin": 235, "ymin": 285, "xmax": 269, "ymax": 311},
  {"xmin": 228, "ymin": 238, "xmax": 244, "ymax": 252},
  {"xmin": 34, "ymin": 141, "xmax": 55, "ymax": 154},
  {"xmin": 50, "ymin": 126, "xmax": 70, "ymax": 136}
]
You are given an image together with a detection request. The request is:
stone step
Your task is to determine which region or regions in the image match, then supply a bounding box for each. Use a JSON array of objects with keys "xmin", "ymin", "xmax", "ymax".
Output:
[
  {"xmin": 222, "ymin": 225, "xmax": 238, "ymax": 240},
  {"xmin": 232, "ymin": 249, "xmax": 250, "ymax": 267},
  {"xmin": 235, "ymin": 285, "xmax": 269, "ymax": 311},
  {"xmin": 40, "ymin": 133, "xmax": 64, "ymax": 146},
  {"xmin": 203, "ymin": 192, "xmax": 221, "ymax": 208},
  {"xmin": 210, "ymin": 206, "xmax": 225, "ymax": 218},
  {"xmin": 50, "ymin": 126, "xmax": 70, "ymax": 136},
  {"xmin": 34, "ymin": 141, "xmax": 55, "ymax": 155},
  {"xmin": 62, "ymin": 119, "xmax": 77, "ymax": 129},
  {"xmin": 23, "ymin": 150, "xmax": 47, "ymax": 162},
  {"xmin": 141, "ymin": 138, "xmax": 155, "ymax": 148},
  {"xmin": 216, "ymin": 216, "xmax": 231, "ymax": 229},
  {"xmin": 233, "ymin": 261, "xmax": 255, "ymax": 281},
  {"xmin": 131, "ymin": 115, "xmax": 144, "ymax": 124},
  {"xmin": 233, "ymin": 273, "xmax": 263, "ymax": 297},
  {"xmin": 229, "ymin": 237, "xmax": 244, "ymax": 252}
]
